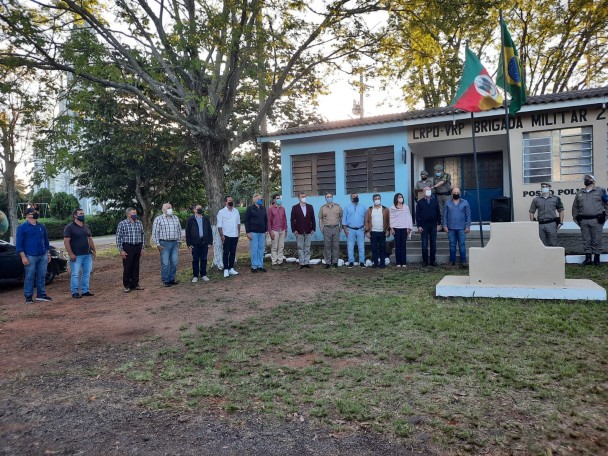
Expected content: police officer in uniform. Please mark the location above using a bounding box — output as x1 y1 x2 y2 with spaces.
432 164 452 220
414 170 434 202
529 182 564 246
572 174 608 265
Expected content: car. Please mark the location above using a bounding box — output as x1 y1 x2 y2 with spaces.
0 239 68 284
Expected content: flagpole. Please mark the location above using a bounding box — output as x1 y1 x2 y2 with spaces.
499 10 515 222
470 112 485 246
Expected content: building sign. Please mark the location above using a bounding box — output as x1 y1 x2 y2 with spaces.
523 188 582 198
409 108 600 143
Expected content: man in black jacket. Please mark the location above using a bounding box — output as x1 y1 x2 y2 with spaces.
186 204 213 282
416 187 442 267
245 193 269 272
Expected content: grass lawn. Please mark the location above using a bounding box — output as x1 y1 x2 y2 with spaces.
118 264 608 455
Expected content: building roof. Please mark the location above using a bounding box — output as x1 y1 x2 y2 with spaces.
260 86 608 139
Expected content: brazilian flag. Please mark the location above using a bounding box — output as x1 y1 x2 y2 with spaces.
497 19 527 115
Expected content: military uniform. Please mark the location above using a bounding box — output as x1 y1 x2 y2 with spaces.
318 202 343 266
529 187 563 246
432 164 452 221
414 170 434 201
572 176 608 265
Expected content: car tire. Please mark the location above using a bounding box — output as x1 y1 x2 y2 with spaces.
45 264 58 285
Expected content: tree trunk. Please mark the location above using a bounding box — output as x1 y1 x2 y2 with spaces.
197 136 228 269
4 160 18 243
134 175 154 248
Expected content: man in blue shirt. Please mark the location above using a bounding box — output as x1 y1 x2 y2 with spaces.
16 207 52 303
443 188 471 267
342 193 367 268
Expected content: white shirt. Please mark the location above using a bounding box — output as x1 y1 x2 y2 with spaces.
300 203 307 217
217 207 241 237
371 207 384 232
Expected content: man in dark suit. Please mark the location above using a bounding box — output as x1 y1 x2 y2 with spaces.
416 186 442 267
290 192 316 269
186 204 213 282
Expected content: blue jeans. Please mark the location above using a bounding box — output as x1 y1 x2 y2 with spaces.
160 240 179 283
347 228 365 263
448 229 467 263
24 254 47 298
70 254 93 294
420 224 437 264
250 232 265 269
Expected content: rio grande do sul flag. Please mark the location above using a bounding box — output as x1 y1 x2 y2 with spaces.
451 47 503 112
497 19 527 115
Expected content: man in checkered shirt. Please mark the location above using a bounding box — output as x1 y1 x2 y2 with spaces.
151 202 182 287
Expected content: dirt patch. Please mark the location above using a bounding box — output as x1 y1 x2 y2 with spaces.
0 244 428 455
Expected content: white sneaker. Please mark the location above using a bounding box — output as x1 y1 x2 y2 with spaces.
201 276 210 282
192 277 198 283
229 268 239 276
224 269 229 278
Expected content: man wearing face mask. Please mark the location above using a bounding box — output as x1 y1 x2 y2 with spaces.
342 193 367 268
365 194 390 268
414 170 434 202
318 192 343 268
151 202 182 287
245 193 269 273
217 196 241 278
116 207 145 293
290 192 316 268
432 164 452 220
572 174 608 266
16 207 52 304
63 208 97 299
186 204 213 282
443 188 471 267
267 194 287 265
529 182 564 247
416 186 441 267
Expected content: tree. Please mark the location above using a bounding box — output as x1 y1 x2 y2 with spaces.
50 191 79 219
0 0 384 225
0 64 52 240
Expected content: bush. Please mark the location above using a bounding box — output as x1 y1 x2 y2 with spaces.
32 188 53 206
85 213 122 237
50 192 80 219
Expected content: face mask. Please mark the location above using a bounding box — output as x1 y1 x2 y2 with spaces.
421 176 428 180
276 199 282 205
352 197 359 203
77 215 85 222
435 172 442 177
227 201 234 207
196 208 203 214
326 197 333 204
166 208 173 216
374 199 381 206
425 190 432 197
256 199 263 205
397 198 404 203
584 179 593 186
300 197 307 204
130 214 138 220
32 213 39 220
541 187 550 194
452 194 461 200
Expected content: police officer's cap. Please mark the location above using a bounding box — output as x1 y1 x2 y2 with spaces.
584 174 595 181
540 182 552 187
433 164 444 172
420 170 428 176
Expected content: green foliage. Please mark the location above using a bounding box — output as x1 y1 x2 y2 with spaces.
32 188 53 206
50 192 79 219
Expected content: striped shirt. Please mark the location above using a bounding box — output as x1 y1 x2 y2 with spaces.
116 218 145 252
151 214 182 245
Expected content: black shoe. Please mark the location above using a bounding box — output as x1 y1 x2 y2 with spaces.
371 263 378 269
25 296 34 304
422 261 428 267
163 282 172 287
461 262 469 268
36 295 52 302
169 280 180 285
259 267 267 272
348 262 354 268
333 263 338 268
251 268 258 273
324 264 330 269
299 265 305 269
72 293 81 299
593 254 601 266
305 264 312 268
81 291 94 297
430 261 437 267
379 263 386 269
359 262 366 268
582 254 593 266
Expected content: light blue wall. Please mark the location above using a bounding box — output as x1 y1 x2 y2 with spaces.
280 127 410 241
